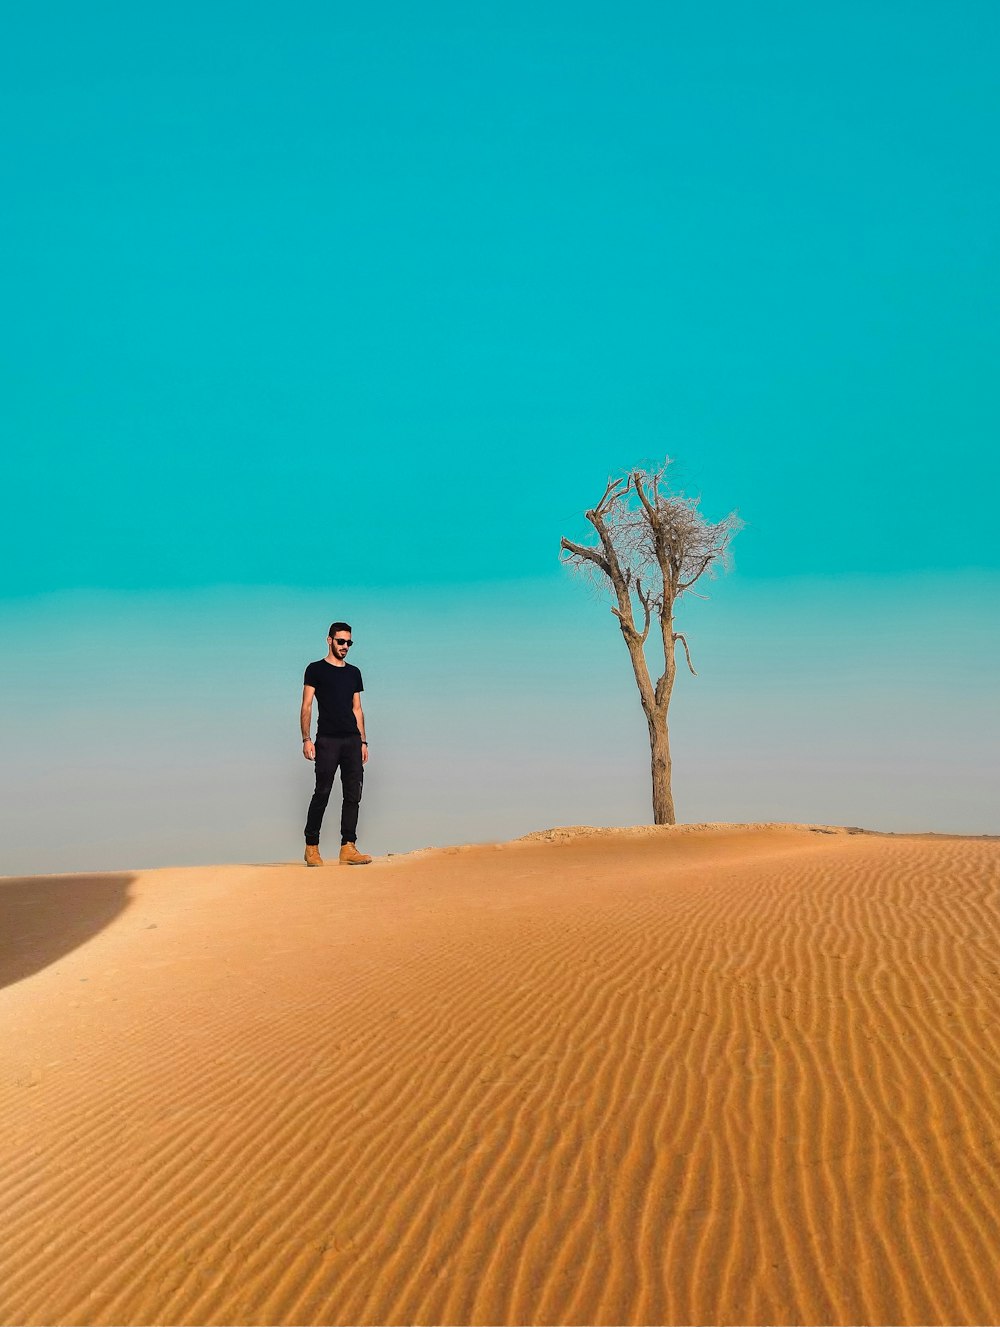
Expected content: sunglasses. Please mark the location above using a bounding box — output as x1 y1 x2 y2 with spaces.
333 638 353 647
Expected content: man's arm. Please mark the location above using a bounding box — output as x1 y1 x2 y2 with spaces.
301 685 316 760
353 692 369 763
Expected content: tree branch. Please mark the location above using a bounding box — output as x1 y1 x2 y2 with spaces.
614 579 652 644
673 632 697 675
632 470 657 521
635 579 652 644
559 537 611 578
584 507 631 602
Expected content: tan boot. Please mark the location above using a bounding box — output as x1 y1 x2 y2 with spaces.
339 842 372 866
304 844 324 867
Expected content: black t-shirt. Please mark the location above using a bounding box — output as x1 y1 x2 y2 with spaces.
304 660 364 738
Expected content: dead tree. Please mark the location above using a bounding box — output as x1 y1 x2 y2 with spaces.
560 462 741 825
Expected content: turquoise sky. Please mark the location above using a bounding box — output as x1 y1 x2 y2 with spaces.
2 2 998 871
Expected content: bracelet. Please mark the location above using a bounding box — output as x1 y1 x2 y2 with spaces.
302 737 311 743
362 740 368 746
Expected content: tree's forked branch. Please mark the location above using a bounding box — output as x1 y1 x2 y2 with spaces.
596 473 631 515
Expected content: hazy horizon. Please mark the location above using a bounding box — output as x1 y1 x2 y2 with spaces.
2 567 997 876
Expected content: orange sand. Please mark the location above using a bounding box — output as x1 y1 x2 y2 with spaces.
1 824 998 1325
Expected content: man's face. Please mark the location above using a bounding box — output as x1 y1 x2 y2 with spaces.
329 630 353 660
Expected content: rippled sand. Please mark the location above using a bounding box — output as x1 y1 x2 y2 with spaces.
2 824 998 1325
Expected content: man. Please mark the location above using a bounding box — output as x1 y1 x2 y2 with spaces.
301 621 372 866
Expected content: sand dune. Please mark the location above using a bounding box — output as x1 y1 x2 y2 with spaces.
1 824 998 1325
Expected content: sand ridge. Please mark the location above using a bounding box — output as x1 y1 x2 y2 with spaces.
1 824 998 1325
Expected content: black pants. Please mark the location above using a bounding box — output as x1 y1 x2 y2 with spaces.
304 735 364 847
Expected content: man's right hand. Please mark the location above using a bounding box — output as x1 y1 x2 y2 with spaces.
302 740 315 761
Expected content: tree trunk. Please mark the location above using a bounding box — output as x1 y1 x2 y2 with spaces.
647 708 675 824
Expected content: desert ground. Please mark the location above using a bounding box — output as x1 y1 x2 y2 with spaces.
1 824 998 1326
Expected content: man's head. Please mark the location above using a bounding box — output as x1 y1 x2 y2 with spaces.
327 621 353 661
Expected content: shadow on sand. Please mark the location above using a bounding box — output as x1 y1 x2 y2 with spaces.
0 873 136 991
